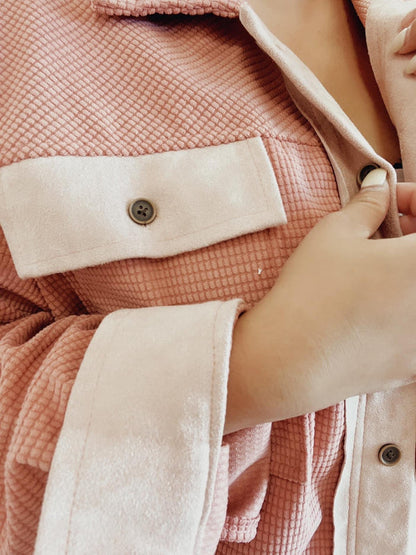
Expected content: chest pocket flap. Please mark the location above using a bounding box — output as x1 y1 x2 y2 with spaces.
0 138 286 278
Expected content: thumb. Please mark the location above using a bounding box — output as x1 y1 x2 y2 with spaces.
338 168 390 238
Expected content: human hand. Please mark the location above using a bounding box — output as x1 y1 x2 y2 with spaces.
225 169 416 434
397 182 416 234
392 9 416 74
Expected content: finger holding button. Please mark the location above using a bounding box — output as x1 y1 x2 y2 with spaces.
357 168 416 235
396 182 416 234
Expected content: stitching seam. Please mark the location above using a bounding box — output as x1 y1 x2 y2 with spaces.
64 315 120 553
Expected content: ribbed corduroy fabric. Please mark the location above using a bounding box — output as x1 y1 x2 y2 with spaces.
0 0 378 553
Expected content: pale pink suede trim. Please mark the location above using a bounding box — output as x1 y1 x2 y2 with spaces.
35 300 244 553
0 138 287 278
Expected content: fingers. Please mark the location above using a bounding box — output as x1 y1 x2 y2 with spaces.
392 9 416 54
396 182 416 214
400 8 416 31
392 10 416 74
399 214 416 235
396 182 416 235
338 170 389 238
406 55 416 75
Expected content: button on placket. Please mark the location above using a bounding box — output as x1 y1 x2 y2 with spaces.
357 164 381 186
128 199 156 225
378 444 401 466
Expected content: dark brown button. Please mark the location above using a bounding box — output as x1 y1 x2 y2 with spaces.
357 164 381 186
128 199 156 225
378 444 401 466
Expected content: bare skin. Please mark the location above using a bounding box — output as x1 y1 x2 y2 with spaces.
247 0 401 163
224 2 416 435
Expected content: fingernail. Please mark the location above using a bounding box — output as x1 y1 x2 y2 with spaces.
391 27 408 54
405 55 416 74
361 168 387 188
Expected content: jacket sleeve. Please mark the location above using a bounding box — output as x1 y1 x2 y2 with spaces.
0 230 105 554
0 229 263 554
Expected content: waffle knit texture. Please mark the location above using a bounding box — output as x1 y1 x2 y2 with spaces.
0 0 373 553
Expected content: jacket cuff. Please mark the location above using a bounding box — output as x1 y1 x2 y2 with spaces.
34 299 244 554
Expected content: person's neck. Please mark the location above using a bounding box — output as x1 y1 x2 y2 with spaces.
247 0 401 164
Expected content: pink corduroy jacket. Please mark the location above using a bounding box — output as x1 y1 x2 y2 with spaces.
1 0 416 553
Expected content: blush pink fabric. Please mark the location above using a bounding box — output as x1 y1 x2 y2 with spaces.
0 0 375 553
91 0 241 16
